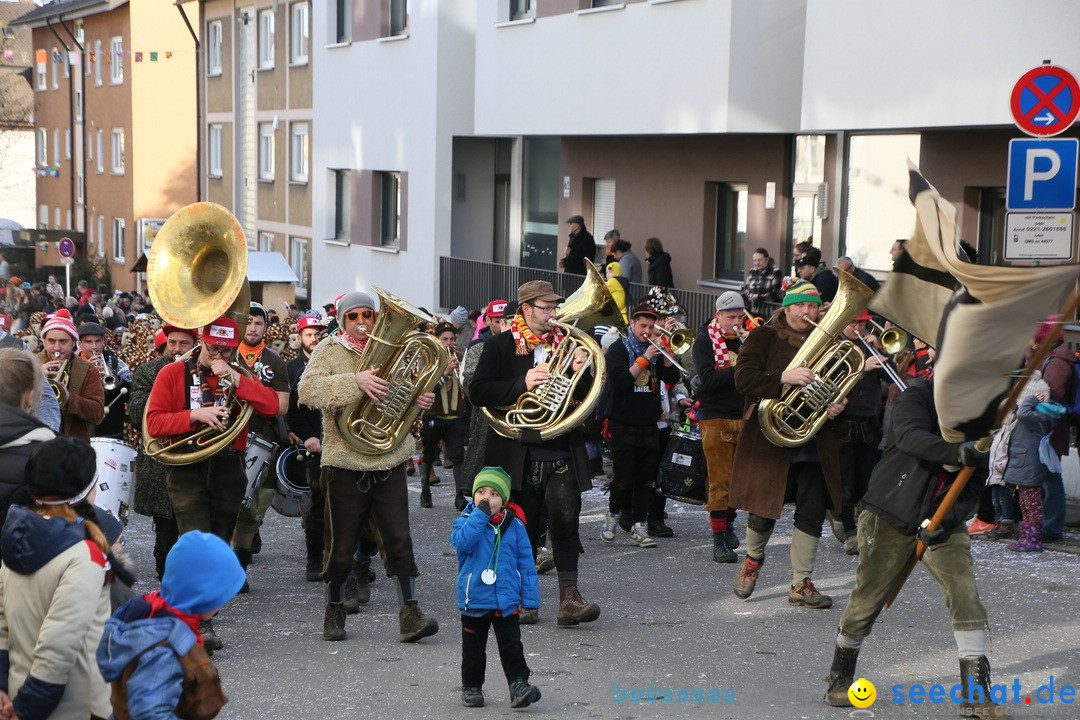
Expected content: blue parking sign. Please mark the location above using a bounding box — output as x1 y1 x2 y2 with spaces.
1006 138 1078 211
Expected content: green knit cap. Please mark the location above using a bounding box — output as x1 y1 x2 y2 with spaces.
473 466 512 503
782 279 823 306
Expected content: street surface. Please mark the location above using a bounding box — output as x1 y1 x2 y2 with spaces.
117 466 1079 720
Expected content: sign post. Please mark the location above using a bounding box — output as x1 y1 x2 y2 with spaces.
58 236 75 299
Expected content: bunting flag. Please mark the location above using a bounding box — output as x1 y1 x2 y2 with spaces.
150 52 158 62
870 161 1080 442
135 52 143 63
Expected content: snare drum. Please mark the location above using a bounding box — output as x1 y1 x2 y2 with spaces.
242 434 277 508
275 446 311 514
91 438 138 523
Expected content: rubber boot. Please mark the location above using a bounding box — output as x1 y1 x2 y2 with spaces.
1007 522 1043 552
556 585 600 626
397 576 438 642
419 463 433 508
825 645 859 706
959 656 1004 715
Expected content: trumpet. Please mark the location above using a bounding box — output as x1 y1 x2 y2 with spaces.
84 350 118 391
47 351 70 406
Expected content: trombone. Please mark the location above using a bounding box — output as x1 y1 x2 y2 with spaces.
648 324 696 380
852 326 908 391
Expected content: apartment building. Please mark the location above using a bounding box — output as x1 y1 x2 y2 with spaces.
0 0 36 236
200 0 312 305
12 0 196 292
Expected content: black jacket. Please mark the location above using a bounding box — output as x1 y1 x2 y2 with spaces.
861 380 983 535
564 230 596 275
690 326 743 420
287 352 321 443
469 329 592 491
0 404 54 528
605 339 679 426
646 252 674 288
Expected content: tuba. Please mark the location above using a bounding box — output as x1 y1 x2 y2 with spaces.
483 260 625 441
141 202 255 466
335 288 450 455
758 270 876 448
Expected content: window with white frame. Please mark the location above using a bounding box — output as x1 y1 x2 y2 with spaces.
87 213 93 251
96 130 104 173
209 125 223 177
52 129 59 166
112 217 125 261
39 205 48 229
97 215 105 257
290 2 309 64
66 210 71 229
37 129 47 164
208 20 222 75
290 123 308 182
63 50 69 79
258 232 274 252
258 123 274 180
76 173 84 203
36 58 46 91
111 128 125 174
379 171 402 248
258 10 275 69
51 47 58 89
87 131 93 162
333 169 351 240
54 208 60 228
290 237 309 296
110 37 123 84
65 129 71 160
389 0 408 36
75 90 82 120
94 40 102 85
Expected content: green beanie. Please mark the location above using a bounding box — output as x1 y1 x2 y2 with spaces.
473 466 512 503
782 279 823 307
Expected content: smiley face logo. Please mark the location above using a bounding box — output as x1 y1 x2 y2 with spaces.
848 678 876 708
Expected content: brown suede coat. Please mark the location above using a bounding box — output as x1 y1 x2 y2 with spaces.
35 350 104 443
727 314 842 519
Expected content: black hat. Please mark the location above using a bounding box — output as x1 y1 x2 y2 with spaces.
77 322 107 338
27 437 97 504
433 321 456 337
566 215 585 225
630 303 659 320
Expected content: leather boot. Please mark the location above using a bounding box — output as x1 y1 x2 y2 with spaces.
557 585 600 626
419 463 433 508
397 576 439 642
712 532 736 563
199 619 223 652
343 575 361 614
322 602 346 641
959 656 1003 714
353 558 371 605
825 645 859 706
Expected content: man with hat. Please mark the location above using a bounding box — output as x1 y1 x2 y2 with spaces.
794 246 839 304
418 322 467 509
447 305 474 355
145 316 280 650
231 302 291 581
470 280 600 626
0 313 21 350
128 324 198 580
601 303 680 549
558 215 596 276
691 291 749 563
286 312 329 581
35 310 105 443
77 321 132 440
728 279 846 609
298 290 440 644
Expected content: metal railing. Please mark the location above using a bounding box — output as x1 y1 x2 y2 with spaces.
438 257 775 330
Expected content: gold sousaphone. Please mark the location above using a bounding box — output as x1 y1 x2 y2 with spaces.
142 202 255 466
483 260 626 441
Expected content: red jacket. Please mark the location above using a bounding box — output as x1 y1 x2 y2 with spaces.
146 360 280 451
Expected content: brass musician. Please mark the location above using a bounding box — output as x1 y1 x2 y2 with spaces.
77 321 132 439
35 311 104 443
418 322 468 509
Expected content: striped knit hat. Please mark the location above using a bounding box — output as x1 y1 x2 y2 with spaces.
39 309 79 341
473 466 512 503
782 279 822 307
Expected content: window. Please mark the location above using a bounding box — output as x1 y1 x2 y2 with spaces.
207 21 222 75
37 129 47 165
62 50 69 79
112 217 125 262
51 47 58 89
87 131 93 162
111 128 125 174
332 0 351 43
65 129 71 160
54 207 60 228
290 3 309 64
290 123 308 182
592 178 616 251
39 205 48 229
258 232 274 252
258 10 275 69
379 171 402 247
52 129 59 166
96 130 104 173
87 213 92 251
711 182 748 281
110 37 123 84
258 123 274 180
976 188 1007 266
333 169 351 240
290 237 309 297
97 215 105 257
94 40 102 85
791 135 826 251
36 56 46 91
389 0 409 36
75 90 82 120
208 125 223 177
509 0 533 21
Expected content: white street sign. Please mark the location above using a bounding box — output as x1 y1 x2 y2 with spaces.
1004 212 1074 260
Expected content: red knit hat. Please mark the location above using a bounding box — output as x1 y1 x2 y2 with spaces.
40 311 79 341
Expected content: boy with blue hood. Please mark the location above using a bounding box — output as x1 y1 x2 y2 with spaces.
97 531 246 719
451 467 541 709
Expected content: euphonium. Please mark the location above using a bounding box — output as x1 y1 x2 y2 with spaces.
757 270 876 448
483 260 623 441
335 288 449 455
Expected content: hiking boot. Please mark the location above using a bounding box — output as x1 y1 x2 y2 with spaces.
1007 522 1043 552
733 556 762 599
648 520 674 538
712 532 737 563
959 655 1005 716
825 645 860 706
600 512 618 544
535 553 555 575
843 536 860 555
629 523 657 548
305 558 322 582
990 519 1016 539
461 686 485 707
323 601 346 641
353 561 371 605
199 620 223 651
509 678 541 708
519 607 539 625
343 576 361 614
789 577 832 609
557 585 600 626
966 518 996 536
419 464 433 508
723 525 740 550
399 600 439 642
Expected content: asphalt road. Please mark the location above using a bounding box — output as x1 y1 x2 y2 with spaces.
116 465 1080 720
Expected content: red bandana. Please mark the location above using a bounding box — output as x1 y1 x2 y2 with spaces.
707 318 733 369
143 591 204 645
509 314 565 357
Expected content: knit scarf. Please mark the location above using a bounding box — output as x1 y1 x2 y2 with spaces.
707 318 733 369
143 591 204 646
339 332 369 355
238 340 264 369
186 357 226 410
509 314 565 357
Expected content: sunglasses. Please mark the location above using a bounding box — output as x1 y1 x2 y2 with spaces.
345 309 376 322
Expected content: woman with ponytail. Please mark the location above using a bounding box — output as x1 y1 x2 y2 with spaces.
0 436 116 720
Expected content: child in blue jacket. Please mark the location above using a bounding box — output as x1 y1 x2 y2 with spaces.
451 467 541 709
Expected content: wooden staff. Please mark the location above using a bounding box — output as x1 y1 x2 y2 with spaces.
883 287 1080 609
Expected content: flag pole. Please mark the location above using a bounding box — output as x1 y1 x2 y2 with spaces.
883 284 1080 610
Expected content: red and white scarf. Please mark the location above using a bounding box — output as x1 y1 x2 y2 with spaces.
509 314 565 357
707 318 733 369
